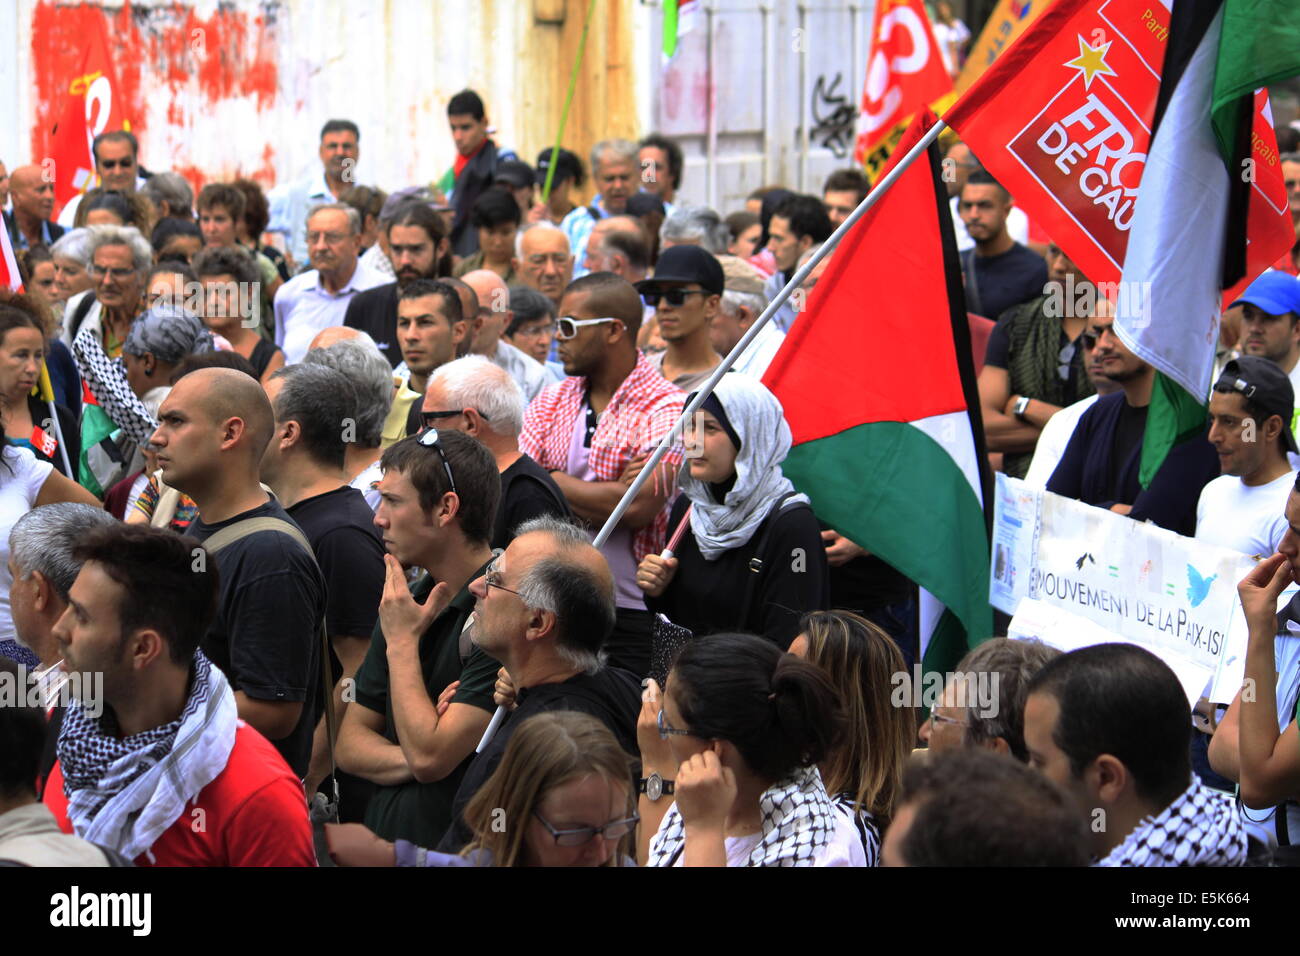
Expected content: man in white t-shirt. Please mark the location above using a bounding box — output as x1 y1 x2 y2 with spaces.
1196 356 1297 558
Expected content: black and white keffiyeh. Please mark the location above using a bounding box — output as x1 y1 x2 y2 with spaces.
58 650 238 861
72 318 159 448
1095 775 1247 867
647 765 837 867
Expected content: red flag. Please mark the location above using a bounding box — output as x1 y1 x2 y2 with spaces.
0 216 22 292
48 16 129 215
943 0 1290 297
853 0 952 167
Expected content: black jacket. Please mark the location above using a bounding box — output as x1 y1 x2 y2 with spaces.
343 282 401 367
449 140 517 259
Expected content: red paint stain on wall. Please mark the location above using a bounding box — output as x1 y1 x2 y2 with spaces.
30 1 280 177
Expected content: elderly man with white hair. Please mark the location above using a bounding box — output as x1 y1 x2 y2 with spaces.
422 355 569 549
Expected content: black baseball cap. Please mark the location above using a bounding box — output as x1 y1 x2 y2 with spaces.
495 160 535 191
535 147 583 187
1215 356 1299 453
635 245 725 296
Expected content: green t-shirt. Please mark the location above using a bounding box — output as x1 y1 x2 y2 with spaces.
352 566 500 845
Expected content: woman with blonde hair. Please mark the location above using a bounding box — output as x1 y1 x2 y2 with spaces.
790 609 914 866
326 711 638 867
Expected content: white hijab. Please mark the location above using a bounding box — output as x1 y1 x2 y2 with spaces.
680 373 808 560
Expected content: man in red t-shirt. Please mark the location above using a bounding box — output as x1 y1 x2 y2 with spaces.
41 523 316 866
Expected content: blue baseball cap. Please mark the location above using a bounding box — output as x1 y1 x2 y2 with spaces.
1229 270 1300 316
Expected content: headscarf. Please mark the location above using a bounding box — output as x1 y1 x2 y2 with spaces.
122 304 214 364
680 373 808 560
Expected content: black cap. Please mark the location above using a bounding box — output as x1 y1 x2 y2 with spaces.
495 160 535 191
535 147 582 187
1216 356 1299 454
636 245 725 296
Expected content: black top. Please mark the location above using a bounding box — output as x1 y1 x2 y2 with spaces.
1047 392 1220 536
4 210 64 250
343 282 401 367
45 340 82 419
189 499 328 777
22 393 80 479
352 566 501 846
249 338 282 380
437 666 642 852
644 495 830 649
287 486 385 641
450 140 518 259
963 242 1048 321
1110 401 1148 496
492 454 571 550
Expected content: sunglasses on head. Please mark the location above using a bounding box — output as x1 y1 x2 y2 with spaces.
641 288 709 308
417 428 457 496
555 316 619 340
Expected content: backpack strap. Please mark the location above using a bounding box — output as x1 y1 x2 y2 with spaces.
735 491 809 630
203 515 339 813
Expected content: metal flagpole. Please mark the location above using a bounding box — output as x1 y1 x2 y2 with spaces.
46 398 74 478
476 118 951 753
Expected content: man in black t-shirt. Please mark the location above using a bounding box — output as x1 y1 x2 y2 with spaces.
150 367 327 778
958 171 1048 323
421 355 570 549
438 515 641 852
261 363 387 814
335 430 505 846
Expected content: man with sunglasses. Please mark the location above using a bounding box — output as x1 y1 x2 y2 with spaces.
437 515 640 853
57 130 147 228
422 356 569 550
978 244 1096 479
1046 306 1219 536
521 273 686 677
636 245 725 391
336 429 505 847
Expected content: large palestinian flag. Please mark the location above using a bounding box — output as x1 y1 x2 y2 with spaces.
764 110 993 673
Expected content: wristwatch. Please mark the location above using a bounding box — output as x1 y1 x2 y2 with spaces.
638 773 675 801
1013 395 1031 420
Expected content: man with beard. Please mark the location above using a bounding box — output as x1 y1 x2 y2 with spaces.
1231 271 1300 429
345 203 452 368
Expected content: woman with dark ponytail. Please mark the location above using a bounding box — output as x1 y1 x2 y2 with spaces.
636 632 863 866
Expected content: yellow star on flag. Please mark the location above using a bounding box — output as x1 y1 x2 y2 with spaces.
1064 35 1118 89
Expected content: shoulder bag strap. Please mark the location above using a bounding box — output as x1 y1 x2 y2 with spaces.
735 492 807 630
203 516 339 811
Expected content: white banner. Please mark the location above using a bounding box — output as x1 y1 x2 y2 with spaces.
990 474 1293 704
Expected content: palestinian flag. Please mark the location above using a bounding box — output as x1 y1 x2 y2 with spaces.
1123 0 1300 484
763 109 993 675
662 0 699 60
79 380 120 497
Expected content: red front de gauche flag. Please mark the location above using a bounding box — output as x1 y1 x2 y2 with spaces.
49 17 128 215
853 0 953 164
943 0 1290 297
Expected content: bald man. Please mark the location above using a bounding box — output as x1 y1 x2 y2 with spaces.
5 165 64 251
437 514 640 853
149 367 328 778
461 269 548 402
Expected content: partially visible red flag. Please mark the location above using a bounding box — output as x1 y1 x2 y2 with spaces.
0 214 22 292
854 0 952 179
48 17 129 216
943 0 1290 298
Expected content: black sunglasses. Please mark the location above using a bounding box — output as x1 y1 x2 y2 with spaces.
642 288 709 308
422 409 488 429
418 428 457 496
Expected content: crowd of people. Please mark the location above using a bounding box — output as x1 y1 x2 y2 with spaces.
1 87 1300 868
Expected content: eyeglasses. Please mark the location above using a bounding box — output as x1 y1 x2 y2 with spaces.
484 551 521 597
515 322 557 338
641 288 709 308
532 810 640 847
556 316 619 340
417 428 458 496
422 408 488 429
98 158 135 170
88 265 139 281
306 231 349 245
928 711 965 729
656 708 693 739
1080 325 1114 350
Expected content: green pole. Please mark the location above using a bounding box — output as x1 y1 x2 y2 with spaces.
541 0 601 204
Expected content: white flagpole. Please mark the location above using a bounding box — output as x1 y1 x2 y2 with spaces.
475 118 951 753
